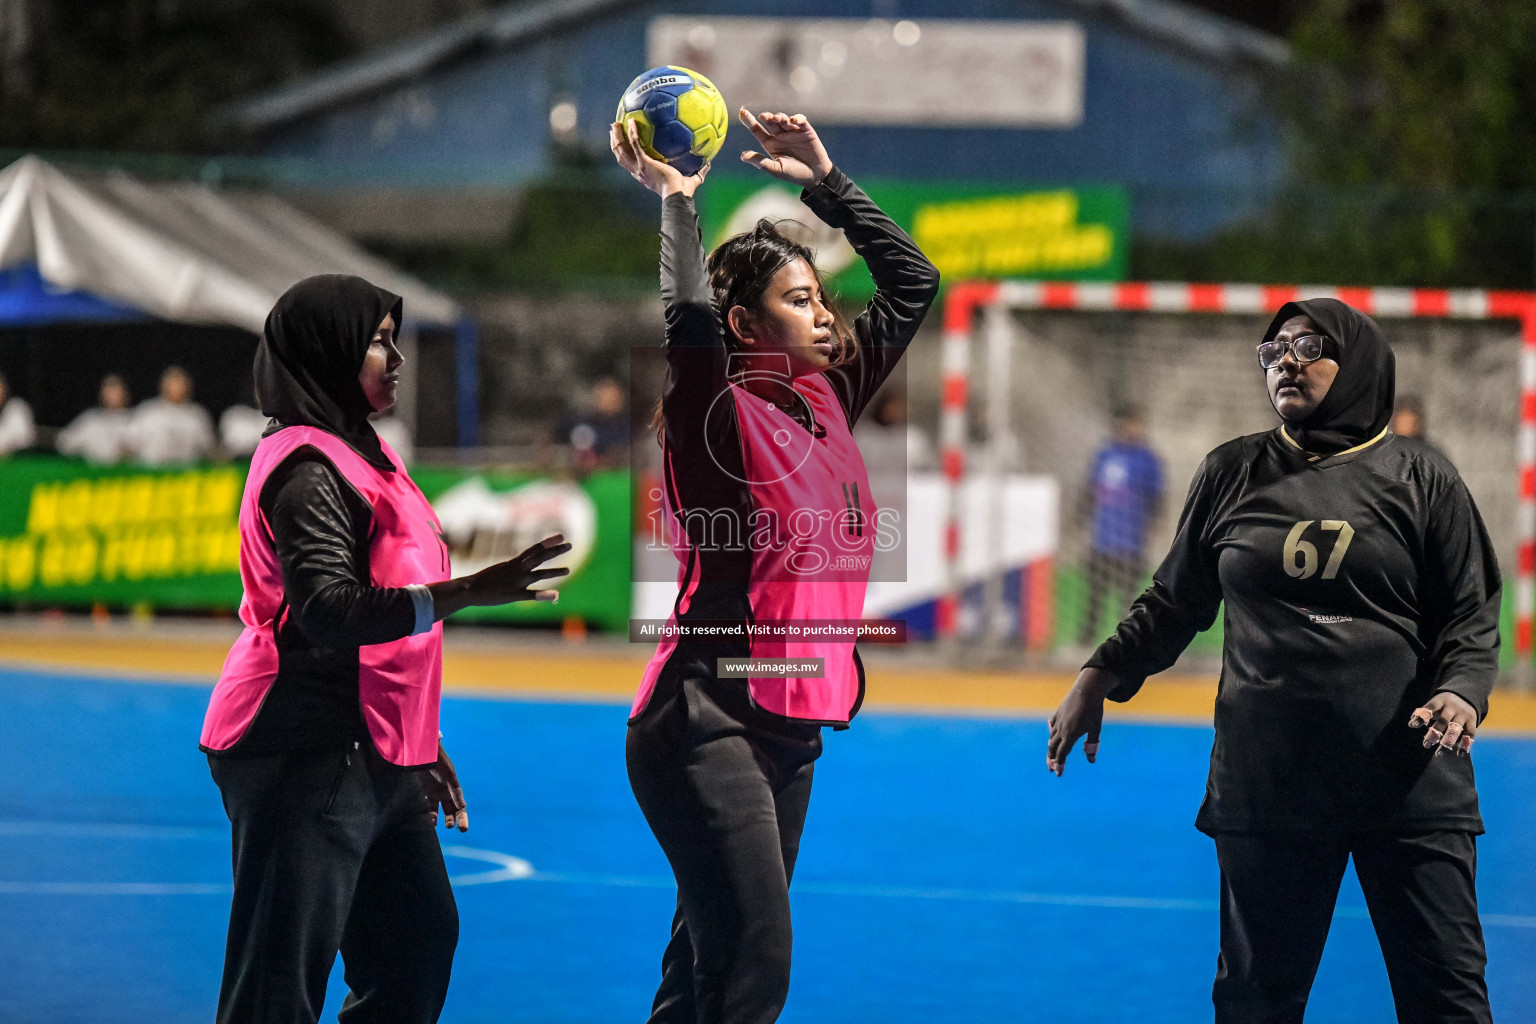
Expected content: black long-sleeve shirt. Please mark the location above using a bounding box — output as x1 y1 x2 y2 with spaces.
222 448 420 754
1088 430 1501 834
653 167 940 690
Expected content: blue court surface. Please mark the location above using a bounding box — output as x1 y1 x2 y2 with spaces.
2 667 1535 1023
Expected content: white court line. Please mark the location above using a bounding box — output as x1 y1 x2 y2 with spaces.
529 872 1536 929
0 821 222 840
1481 914 1536 928
6 822 1536 929
798 880 1214 911
530 871 1213 911
0 822 531 894
442 844 535 886
0 881 231 895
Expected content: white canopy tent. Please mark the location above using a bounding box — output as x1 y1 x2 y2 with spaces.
0 155 461 330
0 155 472 442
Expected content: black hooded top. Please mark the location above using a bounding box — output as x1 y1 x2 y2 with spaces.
212 275 422 756
1262 297 1395 455
256 273 402 472
1086 300 1501 833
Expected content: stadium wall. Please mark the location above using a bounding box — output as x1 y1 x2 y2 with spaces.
241 0 1282 241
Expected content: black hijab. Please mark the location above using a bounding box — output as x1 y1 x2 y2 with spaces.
256 274 402 472
1261 297 1395 455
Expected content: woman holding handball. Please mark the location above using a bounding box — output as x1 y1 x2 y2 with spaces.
611 104 938 1023
1049 299 1499 1023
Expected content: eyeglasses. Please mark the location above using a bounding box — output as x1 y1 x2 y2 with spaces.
1257 334 1328 370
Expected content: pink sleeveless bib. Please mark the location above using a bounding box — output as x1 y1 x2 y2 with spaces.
634 373 874 725
200 427 449 766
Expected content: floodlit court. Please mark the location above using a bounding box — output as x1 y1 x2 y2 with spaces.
2 628 1536 1024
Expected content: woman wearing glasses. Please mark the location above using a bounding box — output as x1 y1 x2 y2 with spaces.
1048 299 1499 1024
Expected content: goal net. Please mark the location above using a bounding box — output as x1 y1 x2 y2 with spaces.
917 281 1536 679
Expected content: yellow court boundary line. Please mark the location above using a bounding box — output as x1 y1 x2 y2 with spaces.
3 632 1536 732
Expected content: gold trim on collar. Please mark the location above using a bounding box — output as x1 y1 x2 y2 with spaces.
1281 425 1392 463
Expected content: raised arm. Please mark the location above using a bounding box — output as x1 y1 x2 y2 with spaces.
611 119 752 584
660 192 720 346
802 169 939 422
612 116 714 345
739 110 940 425
610 119 726 421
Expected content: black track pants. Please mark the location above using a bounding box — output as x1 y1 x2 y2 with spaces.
627 677 822 1024
208 743 459 1024
1212 831 1490 1024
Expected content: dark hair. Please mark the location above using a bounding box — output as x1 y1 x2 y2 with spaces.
651 219 857 445
708 219 855 354
1111 402 1144 423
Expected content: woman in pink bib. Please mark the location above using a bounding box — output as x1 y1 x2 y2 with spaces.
612 111 939 1023
200 275 568 1024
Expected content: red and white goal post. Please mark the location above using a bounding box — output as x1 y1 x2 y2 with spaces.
937 280 1536 681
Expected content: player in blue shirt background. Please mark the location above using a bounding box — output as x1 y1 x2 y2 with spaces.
1079 404 1164 645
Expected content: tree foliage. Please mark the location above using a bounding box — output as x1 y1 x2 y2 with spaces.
372 178 662 294
0 0 353 152
1142 1 1536 289
1286 0 1536 191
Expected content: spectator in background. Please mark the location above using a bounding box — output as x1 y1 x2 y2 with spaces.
371 411 414 466
219 388 269 459
58 373 133 464
562 375 628 473
1392 394 1448 461
854 388 934 511
0 370 36 455
1393 394 1427 440
129 365 215 466
1079 404 1164 645
856 389 936 466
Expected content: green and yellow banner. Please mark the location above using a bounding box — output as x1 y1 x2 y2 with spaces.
0 456 631 632
700 178 1129 299
0 459 242 608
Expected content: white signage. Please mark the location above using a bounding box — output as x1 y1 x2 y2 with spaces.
632 473 1060 623
433 477 596 581
647 16 1085 128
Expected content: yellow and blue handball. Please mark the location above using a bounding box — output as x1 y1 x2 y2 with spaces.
616 66 728 176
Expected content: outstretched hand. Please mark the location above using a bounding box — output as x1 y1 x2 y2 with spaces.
610 120 710 198
738 109 833 188
466 534 572 606
1408 691 1478 757
427 533 572 619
